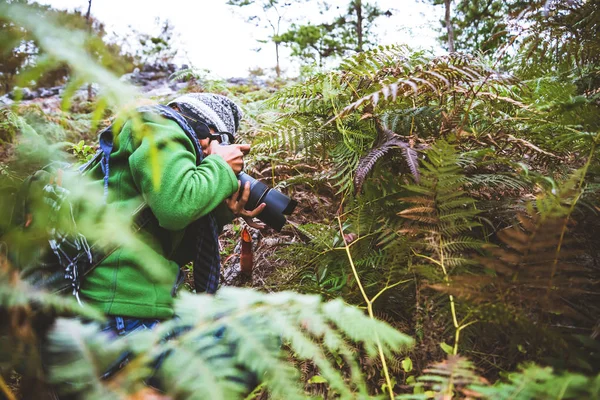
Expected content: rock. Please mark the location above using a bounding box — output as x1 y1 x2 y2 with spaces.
3 62 191 106
39 86 63 97
121 68 143 84
142 63 157 73
169 81 188 92
227 77 247 86
123 67 172 86
0 94 13 106
141 62 177 74
9 87 37 100
22 87 38 100
75 83 100 99
119 72 134 82
39 97 61 114
142 62 170 73
141 83 173 96
140 79 164 91
142 82 178 98
226 77 268 88
39 88 55 98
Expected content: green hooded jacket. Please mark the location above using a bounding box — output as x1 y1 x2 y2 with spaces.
80 115 238 319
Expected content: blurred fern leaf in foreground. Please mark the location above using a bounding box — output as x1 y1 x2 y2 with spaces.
43 289 413 399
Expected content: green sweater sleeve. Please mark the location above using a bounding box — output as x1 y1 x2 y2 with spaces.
129 119 239 231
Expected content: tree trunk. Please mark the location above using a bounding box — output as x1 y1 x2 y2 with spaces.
444 0 455 52
273 13 282 78
85 0 93 101
85 0 92 23
355 0 363 52
275 42 281 78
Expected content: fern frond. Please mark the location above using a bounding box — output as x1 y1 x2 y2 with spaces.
470 363 600 400
400 357 600 399
435 194 590 321
353 133 418 193
45 319 128 400
328 53 516 124
42 289 413 399
397 355 483 399
442 237 486 253
402 146 420 183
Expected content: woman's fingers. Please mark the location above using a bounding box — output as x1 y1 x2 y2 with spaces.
224 182 266 229
236 144 251 154
240 203 266 229
239 181 251 204
226 181 253 215
242 203 266 218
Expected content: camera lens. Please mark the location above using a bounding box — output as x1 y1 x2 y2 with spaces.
238 172 268 209
238 172 297 231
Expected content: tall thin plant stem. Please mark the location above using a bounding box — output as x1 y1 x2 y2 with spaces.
0 374 15 400
413 249 475 355
336 216 402 400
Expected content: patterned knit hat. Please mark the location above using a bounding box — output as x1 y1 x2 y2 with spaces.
168 93 243 136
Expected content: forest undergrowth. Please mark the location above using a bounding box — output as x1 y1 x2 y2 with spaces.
1 1 600 399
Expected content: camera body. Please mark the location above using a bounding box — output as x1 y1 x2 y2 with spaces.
214 133 297 232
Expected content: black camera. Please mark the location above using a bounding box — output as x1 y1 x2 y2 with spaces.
213 133 297 232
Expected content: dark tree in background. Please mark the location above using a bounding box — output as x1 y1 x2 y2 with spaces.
0 0 39 94
444 0 454 51
85 0 93 101
425 0 456 52
336 0 386 53
427 0 533 54
0 0 136 95
276 0 388 67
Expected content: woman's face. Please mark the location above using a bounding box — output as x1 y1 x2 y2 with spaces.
199 128 216 156
199 137 210 156
172 105 213 156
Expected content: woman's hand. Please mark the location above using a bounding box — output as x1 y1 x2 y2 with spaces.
207 141 250 175
225 181 266 229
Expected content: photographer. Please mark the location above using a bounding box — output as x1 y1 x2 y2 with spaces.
80 93 265 334
37 93 269 398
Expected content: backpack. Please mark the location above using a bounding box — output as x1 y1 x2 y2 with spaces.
7 154 154 304
6 105 201 303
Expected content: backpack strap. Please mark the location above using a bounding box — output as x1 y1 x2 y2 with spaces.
93 105 203 202
137 105 204 165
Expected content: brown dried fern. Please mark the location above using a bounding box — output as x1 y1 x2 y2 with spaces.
432 211 590 320
354 121 421 193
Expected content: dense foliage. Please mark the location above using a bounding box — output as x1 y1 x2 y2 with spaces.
0 0 138 95
1 0 599 399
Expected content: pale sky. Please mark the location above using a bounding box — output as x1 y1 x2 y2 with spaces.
39 0 443 78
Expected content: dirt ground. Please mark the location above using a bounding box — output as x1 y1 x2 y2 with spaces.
212 180 339 292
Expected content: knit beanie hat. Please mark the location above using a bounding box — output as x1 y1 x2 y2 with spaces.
168 93 243 137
